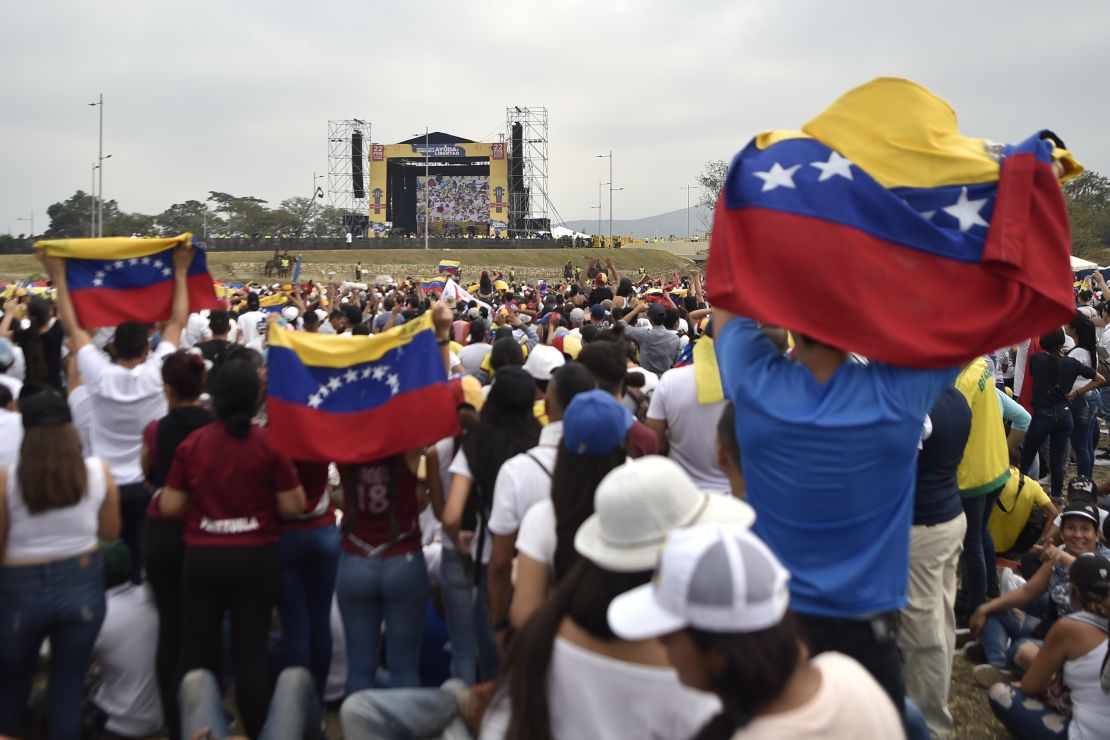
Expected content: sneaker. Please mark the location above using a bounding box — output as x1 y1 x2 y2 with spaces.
1094 457 1110 467
1096 449 1110 460
963 641 987 664
973 664 1015 688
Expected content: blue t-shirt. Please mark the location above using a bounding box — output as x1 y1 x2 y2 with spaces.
715 318 958 617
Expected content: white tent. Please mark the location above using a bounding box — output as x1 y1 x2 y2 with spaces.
1071 255 1099 271
552 225 592 239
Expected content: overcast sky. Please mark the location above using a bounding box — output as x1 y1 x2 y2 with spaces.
2 0 1107 235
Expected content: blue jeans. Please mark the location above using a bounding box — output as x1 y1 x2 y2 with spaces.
337 549 430 693
439 547 479 684
1020 406 1073 498
119 482 151 584
0 553 106 740
472 564 500 682
989 683 1067 738
340 678 471 740
1070 392 1098 478
279 524 341 696
981 610 1042 670
957 486 1002 617
180 667 323 740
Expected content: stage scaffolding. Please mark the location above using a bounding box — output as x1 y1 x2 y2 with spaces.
505 106 551 236
327 119 371 230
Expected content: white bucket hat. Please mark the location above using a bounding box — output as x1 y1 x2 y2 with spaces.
608 523 790 641
574 456 754 573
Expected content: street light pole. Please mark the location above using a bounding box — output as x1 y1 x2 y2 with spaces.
90 163 99 237
88 94 104 236
680 185 695 239
597 181 603 244
596 150 614 246
17 212 33 239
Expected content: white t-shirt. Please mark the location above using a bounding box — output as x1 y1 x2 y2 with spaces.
487 421 561 536
0 408 23 469
735 653 904 739
4 457 107 560
77 342 174 485
448 449 491 563
458 343 492 377
647 365 730 493
68 385 94 456
479 635 720 740
236 309 268 347
516 498 556 570
1069 347 1095 393
91 583 164 737
0 373 22 399
434 436 459 553
181 310 211 349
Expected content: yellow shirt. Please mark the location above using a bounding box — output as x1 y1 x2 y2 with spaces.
988 468 1050 553
955 358 1011 497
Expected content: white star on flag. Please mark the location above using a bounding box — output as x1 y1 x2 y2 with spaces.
92 278 103 287
810 152 854 182
387 373 400 395
113 260 124 269
942 187 989 233
361 367 373 380
317 385 330 398
162 268 172 277
345 369 359 383
307 393 322 409
128 258 139 266
327 376 342 391
141 256 150 265
372 366 387 381
752 162 801 192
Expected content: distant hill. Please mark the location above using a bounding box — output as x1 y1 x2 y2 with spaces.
561 206 711 239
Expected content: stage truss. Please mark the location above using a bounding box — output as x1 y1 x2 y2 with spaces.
327 119 370 223
505 106 550 236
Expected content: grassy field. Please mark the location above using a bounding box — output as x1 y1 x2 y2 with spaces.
0 247 696 284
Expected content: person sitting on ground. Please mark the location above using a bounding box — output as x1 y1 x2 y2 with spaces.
988 449 1060 560
987 554 1110 739
608 523 906 739
969 500 1110 686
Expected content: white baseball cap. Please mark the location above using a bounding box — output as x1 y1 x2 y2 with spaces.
574 456 755 573
608 523 790 641
522 344 565 381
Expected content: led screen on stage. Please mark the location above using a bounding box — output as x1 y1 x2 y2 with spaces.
416 176 490 228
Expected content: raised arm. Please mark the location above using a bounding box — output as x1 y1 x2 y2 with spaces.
432 300 453 374
690 268 704 306
41 254 92 353
160 246 195 349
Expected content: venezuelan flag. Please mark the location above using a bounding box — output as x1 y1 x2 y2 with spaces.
35 233 217 327
421 277 446 293
438 260 460 276
258 293 289 313
266 313 461 463
708 77 1081 368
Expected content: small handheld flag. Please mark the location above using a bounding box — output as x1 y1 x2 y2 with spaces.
266 313 461 463
34 233 217 327
438 260 460 276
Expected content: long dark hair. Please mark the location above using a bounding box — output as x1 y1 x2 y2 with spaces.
210 360 259 439
1040 327 1065 385
688 614 804 740
1069 311 1098 369
503 559 653 740
551 445 627 583
479 271 493 296
461 393 540 521
20 298 51 385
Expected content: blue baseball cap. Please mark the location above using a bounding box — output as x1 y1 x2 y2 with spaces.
562 389 634 456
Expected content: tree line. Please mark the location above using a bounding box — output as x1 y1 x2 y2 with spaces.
5 191 351 242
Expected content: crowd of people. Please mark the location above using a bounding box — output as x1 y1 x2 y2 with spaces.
0 242 1109 740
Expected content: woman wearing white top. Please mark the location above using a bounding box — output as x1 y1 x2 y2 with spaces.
481 456 753 740
609 524 906 740
988 553 1110 739
0 390 121 740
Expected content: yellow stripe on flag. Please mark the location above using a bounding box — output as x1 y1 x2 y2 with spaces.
34 233 194 260
267 312 434 368
693 336 724 405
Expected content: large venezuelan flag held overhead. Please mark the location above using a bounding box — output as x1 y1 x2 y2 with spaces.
267 314 461 463
34 233 218 327
707 77 1082 368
